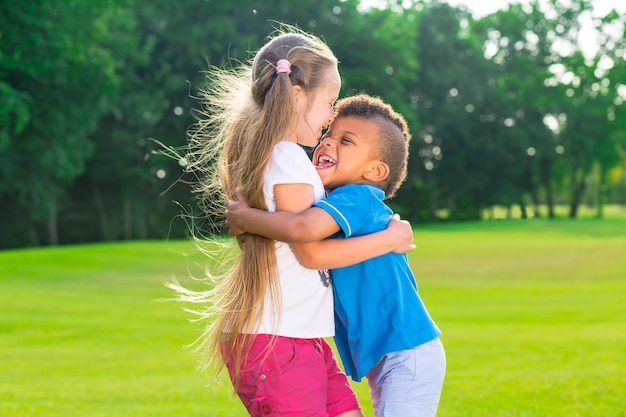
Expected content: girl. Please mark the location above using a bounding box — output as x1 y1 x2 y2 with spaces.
172 26 414 417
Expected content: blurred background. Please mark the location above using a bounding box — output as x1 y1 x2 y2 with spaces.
1 0 625 249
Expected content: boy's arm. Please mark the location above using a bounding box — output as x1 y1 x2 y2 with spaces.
290 215 415 269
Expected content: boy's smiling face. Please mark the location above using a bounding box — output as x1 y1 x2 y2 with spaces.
313 115 389 191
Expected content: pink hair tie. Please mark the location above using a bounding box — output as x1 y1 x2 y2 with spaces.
276 59 292 75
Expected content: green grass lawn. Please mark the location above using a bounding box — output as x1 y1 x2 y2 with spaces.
1 217 625 416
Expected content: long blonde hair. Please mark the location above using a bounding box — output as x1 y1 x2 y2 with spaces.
170 25 338 385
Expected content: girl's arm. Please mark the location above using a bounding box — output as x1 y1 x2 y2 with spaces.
226 188 340 243
227 186 415 269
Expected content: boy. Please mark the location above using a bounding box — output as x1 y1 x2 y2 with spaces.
226 94 445 417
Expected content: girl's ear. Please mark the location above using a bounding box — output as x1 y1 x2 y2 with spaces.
363 161 389 183
293 85 303 97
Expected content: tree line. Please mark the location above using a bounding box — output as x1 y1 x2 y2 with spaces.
1 0 625 249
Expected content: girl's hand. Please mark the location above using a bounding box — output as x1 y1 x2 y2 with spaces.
386 214 416 254
225 188 250 236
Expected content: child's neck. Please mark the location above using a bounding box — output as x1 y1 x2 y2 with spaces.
325 181 379 192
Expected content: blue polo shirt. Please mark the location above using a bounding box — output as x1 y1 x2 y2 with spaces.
314 184 441 381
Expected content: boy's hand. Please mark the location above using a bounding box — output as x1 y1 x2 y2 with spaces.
225 188 250 236
387 214 416 253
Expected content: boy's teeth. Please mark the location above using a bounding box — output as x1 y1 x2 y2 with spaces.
315 154 336 168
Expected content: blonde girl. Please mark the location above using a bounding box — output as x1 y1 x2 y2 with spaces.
173 25 414 417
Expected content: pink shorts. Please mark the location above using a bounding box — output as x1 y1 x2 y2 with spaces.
226 334 361 417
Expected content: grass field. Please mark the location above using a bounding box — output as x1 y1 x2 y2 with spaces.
1 216 625 416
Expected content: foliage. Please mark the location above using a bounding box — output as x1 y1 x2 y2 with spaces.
0 0 130 245
1 0 625 248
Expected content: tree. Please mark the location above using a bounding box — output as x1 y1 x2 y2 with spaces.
409 0 513 221
546 0 626 217
0 0 127 246
472 0 569 219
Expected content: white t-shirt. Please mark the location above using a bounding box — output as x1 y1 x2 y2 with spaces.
257 140 335 338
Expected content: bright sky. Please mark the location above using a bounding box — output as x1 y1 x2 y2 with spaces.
441 0 624 18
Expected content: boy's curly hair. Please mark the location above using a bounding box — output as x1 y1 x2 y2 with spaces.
334 94 411 199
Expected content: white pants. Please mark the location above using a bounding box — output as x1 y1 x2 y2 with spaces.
367 338 446 417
